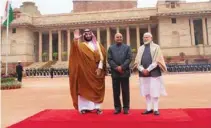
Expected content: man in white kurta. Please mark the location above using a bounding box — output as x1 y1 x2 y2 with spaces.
134 32 167 115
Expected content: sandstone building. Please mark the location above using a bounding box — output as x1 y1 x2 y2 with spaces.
1 0 211 71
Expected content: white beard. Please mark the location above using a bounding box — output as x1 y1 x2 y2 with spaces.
144 41 151 45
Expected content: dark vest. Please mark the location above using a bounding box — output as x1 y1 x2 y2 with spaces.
139 44 161 77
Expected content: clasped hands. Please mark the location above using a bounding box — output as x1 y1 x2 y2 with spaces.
142 69 149 76
115 66 124 74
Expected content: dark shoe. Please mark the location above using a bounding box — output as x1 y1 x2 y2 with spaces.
154 111 160 116
80 110 87 114
142 110 153 115
123 109 129 114
96 109 103 115
114 110 121 114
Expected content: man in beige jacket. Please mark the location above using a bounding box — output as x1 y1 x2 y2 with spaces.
134 32 167 116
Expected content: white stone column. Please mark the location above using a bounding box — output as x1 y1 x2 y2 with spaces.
39 31 42 62
58 30 62 61
136 26 140 49
126 26 130 46
49 31 53 61
157 24 160 45
67 30 71 61
61 31 65 61
148 24 151 33
116 26 120 33
190 19 195 46
107 27 111 49
97 28 101 43
202 17 208 45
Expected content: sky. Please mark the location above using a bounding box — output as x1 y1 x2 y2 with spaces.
0 0 209 17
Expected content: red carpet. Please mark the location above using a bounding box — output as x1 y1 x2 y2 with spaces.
8 108 211 128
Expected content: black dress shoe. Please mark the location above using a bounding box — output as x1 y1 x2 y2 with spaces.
123 109 129 114
142 110 153 115
154 111 160 115
114 110 121 114
96 109 103 115
80 110 87 114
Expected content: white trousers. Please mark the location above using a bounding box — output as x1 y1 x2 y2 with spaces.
139 76 167 97
78 95 101 112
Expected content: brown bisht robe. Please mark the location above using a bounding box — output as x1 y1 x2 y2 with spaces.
69 39 106 110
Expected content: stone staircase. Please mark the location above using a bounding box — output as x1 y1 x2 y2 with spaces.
25 62 47 69
41 61 57 68
51 61 68 69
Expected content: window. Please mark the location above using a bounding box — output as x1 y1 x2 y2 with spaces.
171 18 177 24
170 2 176 8
12 28 16 33
193 19 203 45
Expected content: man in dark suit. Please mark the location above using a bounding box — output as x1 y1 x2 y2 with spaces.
50 67 54 78
107 33 132 114
16 61 23 82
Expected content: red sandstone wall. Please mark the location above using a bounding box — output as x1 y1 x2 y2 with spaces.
73 1 137 12
1 62 33 75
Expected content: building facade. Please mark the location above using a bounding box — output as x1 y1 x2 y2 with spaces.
1 0 211 68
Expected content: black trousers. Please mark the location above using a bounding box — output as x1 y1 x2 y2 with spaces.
50 73 53 78
112 77 130 110
17 74 22 82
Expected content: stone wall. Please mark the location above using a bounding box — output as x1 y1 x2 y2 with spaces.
157 1 211 13
207 17 211 45
1 27 35 63
158 17 192 47
161 45 211 56
73 0 137 12
1 62 33 75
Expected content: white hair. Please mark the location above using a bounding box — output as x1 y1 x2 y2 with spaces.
143 32 152 37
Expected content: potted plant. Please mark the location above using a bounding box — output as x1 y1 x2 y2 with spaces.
179 52 185 61
166 56 172 64
42 52 48 62
53 52 58 60
62 51 67 61
132 48 136 53
1 75 22 90
131 48 137 61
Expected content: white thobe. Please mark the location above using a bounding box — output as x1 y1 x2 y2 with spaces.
78 41 103 111
138 62 167 97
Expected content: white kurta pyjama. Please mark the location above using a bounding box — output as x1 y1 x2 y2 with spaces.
138 62 167 97
139 76 167 97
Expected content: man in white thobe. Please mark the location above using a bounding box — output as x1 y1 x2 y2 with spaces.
69 29 106 115
134 32 167 115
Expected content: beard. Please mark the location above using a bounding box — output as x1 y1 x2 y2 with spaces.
144 40 151 45
84 36 92 42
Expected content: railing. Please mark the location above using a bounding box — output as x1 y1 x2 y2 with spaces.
166 64 211 73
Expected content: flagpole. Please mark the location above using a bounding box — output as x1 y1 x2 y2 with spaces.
6 0 10 76
0 16 2 73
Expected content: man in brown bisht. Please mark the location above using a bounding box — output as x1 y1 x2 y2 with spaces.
69 29 106 115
